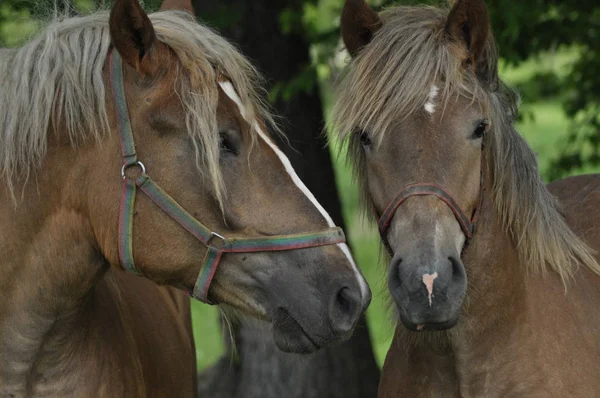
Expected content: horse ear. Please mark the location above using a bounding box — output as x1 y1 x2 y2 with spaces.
445 0 490 70
110 0 158 74
160 0 194 14
341 0 382 57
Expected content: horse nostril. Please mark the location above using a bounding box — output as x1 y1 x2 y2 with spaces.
329 286 361 336
388 257 403 291
336 287 352 314
449 256 466 284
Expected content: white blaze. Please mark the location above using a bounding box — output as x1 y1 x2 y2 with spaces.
424 85 439 114
422 272 438 307
219 81 369 299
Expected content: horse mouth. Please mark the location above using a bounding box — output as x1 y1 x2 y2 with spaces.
272 307 320 354
399 314 458 332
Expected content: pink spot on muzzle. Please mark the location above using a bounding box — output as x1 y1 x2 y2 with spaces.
422 272 439 307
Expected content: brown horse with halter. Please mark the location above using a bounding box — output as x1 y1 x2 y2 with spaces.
334 0 600 396
0 0 371 396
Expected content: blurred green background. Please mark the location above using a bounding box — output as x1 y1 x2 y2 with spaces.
2 0 599 370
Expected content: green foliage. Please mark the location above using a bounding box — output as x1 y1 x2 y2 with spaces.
517 71 563 101
0 3 36 47
484 0 600 178
196 5 242 30
548 107 600 181
0 0 99 46
279 6 305 35
269 64 319 102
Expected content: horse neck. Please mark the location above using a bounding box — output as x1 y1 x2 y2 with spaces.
458 180 527 334
0 139 112 393
443 172 533 385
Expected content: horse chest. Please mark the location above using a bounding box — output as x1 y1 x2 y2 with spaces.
379 358 553 398
378 327 557 398
0 308 139 397
0 276 196 398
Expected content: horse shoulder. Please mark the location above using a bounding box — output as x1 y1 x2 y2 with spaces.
107 271 197 397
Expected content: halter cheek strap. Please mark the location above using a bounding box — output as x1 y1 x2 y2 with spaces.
110 51 346 303
377 152 485 254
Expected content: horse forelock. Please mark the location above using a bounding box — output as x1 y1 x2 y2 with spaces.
331 4 600 283
0 9 274 208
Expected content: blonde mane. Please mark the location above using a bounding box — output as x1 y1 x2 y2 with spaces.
0 9 274 203
331 5 600 283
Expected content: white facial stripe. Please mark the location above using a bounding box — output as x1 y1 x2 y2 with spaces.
219 81 335 227
424 85 439 114
219 81 250 120
336 242 369 300
218 81 369 299
422 272 438 307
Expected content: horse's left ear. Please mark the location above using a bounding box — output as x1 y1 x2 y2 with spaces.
160 0 194 14
445 0 490 73
341 0 382 57
110 0 160 75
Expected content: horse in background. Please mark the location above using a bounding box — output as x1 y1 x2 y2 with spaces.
333 0 600 396
0 0 370 396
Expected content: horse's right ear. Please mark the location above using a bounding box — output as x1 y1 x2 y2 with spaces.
110 0 158 74
341 0 382 57
445 0 490 70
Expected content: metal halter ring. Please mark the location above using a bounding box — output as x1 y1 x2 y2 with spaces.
121 161 147 180
207 231 227 249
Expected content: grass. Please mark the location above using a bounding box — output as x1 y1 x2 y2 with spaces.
190 303 223 368
327 133 395 365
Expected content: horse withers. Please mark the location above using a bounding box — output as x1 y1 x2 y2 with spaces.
0 0 370 396
333 0 600 396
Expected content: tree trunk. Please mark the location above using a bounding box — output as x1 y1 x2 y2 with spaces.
197 317 378 398
192 1 380 397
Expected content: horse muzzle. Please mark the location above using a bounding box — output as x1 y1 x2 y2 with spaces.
388 250 467 331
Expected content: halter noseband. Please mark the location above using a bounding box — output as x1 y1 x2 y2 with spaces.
110 51 346 303
377 151 485 254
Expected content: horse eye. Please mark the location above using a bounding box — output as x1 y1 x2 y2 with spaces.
219 131 239 156
472 120 489 140
360 130 373 147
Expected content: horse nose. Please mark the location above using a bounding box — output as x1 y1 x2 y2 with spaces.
328 284 362 336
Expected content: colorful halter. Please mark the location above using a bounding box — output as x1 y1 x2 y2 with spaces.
378 153 485 255
110 51 346 303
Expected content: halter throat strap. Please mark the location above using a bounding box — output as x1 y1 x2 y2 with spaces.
110 51 346 303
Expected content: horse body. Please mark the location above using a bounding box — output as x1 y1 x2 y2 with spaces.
0 143 196 396
1 0 370 395
335 0 600 396
380 175 600 398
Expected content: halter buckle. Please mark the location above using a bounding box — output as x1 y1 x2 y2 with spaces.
121 161 146 180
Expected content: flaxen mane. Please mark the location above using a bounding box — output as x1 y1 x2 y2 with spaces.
331 5 600 283
0 9 274 203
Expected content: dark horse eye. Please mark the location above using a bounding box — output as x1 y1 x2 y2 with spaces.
219 131 239 156
472 120 489 140
359 130 373 147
